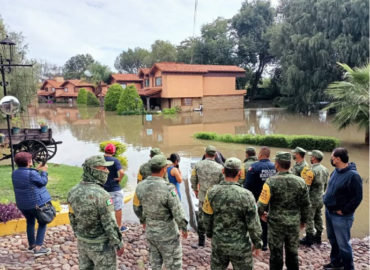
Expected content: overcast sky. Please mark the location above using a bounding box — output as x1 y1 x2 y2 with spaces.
1 0 277 71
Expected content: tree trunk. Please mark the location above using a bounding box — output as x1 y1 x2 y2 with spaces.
365 130 369 145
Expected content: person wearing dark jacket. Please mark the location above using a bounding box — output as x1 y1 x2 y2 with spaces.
12 152 51 257
244 146 276 250
323 148 362 270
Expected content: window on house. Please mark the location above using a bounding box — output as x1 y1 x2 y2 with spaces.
45 87 48 92
64 87 68 92
145 79 149 87
155 77 162 86
121 83 127 88
52 88 55 92
182 98 192 106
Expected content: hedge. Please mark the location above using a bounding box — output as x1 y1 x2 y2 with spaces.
77 88 87 104
116 85 143 115
86 91 100 106
104 84 123 111
194 132 340 152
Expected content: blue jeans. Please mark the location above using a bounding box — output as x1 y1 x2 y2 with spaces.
325 208 354 270
20 208 47 247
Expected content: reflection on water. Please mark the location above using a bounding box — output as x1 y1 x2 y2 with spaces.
3 104 367 237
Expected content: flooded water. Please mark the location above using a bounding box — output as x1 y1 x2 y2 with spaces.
2 104 368 237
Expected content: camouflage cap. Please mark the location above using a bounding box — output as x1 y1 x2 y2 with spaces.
83 155 114 168
308 150 324 159
291 147 306 154
274 151 292 161
245 146 256 152
150 148 162 157
149 154 168 170
205 145 217 155
224 157 242 170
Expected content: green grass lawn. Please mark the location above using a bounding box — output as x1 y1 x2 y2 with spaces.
0 163 83 203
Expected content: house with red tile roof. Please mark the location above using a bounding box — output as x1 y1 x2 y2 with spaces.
37 78 64 102
137 62 246 111
55 80 95 103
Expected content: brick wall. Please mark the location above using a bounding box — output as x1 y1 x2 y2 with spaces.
202 95 244 110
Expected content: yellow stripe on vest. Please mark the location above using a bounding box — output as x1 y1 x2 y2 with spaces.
202 194 213 215
258 183 271 205
133 193 141 207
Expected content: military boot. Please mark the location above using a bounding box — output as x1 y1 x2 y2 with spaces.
299 233 314 246
313 231 322 244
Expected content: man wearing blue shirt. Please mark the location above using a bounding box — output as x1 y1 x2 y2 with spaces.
103 143 128 232
244 146 276 250
323 148 362 270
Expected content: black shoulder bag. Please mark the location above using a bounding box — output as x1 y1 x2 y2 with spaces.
31 169 56 224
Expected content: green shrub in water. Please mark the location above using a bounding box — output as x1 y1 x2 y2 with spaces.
86 91 100 106
77 88 88 104
194 132 340 152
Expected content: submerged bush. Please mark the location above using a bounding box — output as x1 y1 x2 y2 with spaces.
194 132 340 152
77 88 88 104
86 91 100 106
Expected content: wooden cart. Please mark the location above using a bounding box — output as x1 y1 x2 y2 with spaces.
0 128 62 164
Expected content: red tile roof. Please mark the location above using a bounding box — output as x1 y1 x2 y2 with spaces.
138 68 151 76
151 62 245 74
37 90 55 96
40 80 64 89
138 87 162 97
111 74 142 82
60 80 95 87
55 91 79 98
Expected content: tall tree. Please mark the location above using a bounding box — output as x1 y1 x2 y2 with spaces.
62 54 94 79
0 17 39 110
325 63 369 144
36 60 63 81
193 17 236 65
269 0 369 113
232 0 275 100
114 47 150 73
148 40 177 65
86 61 112 84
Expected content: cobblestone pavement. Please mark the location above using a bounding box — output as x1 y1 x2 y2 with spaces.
0 223 369 270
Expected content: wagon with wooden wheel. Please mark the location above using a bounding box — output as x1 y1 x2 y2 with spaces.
0 128 62 164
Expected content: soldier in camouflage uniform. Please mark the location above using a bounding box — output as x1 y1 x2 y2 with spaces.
133 155 188 270
67 155 124 270
291 147 309 176
191 145 224 247
300 150 329 246
137 148 162 183
203 157 262 270
258 152 310 270
238 146 257 185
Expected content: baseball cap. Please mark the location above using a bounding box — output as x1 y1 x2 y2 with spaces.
149 154 169 171
224 157 242 170
205 145 217 155
104 143 116 154
245 146 256 152
308 150 324 159
83 155 114 168
150 148 162 157
291 147 306 154
274 151 292 161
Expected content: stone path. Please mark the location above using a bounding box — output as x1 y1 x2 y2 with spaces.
0 223 368 270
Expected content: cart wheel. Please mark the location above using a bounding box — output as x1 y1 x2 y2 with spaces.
44 138 57 160
14 140 49 164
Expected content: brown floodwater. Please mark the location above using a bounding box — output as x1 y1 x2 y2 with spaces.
3 104 369 238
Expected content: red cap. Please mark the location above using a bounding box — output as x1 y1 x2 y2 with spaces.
104 143 116 154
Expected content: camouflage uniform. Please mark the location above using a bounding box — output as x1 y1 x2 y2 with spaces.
203 158 262 270
258 152 310 270
137 148 169 183
301 150 329 240
67 155 123 270
133 155 188 270
239 149 258 185
191 145 224 239
291 147 308 176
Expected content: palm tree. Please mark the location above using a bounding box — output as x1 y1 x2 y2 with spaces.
325 62 369 144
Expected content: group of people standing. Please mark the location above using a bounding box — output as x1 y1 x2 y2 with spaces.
11 141 362 270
